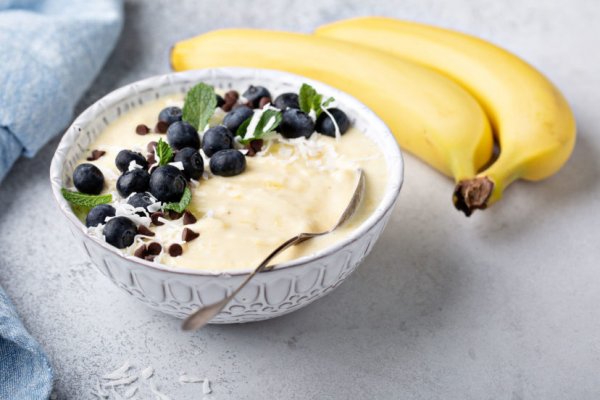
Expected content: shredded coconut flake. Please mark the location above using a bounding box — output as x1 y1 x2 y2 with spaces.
113 202 151 226
102 375 138 388
321 106 341 140
178 374 204 384
244 108 263 140
169 161 185 170
263 115 276 132
128 160 143 171
147 202 162 213
141 366 154 380
103 362 132 380
203 378 212 395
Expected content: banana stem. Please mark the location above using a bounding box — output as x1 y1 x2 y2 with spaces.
453 154 523 216
453 177 494 216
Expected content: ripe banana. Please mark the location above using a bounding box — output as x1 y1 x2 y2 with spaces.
171 29 493 183
316 17 576 215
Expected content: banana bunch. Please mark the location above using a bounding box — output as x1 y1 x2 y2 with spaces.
171 19 576 216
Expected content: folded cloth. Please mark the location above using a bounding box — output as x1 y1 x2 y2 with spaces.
0 0 124 182
0 0 123 397
0 286 52 399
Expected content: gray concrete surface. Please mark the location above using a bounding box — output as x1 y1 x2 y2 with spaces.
1 0 599 398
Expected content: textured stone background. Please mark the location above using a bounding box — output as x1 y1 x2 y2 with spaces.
1 0 599 398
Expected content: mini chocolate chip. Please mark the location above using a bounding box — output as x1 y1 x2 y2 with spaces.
134 245 147 259
168 210 182 220
136 124 150 135
182 228 200 242
225 90 239 102
245 139 263 157
221 90 239 111
258 96 271 109
147 141 157 154
183 211 197 225
168 243 183 257
250 139 263 152
147 242 162 255
137 225 155 237
246 147 256 157
146 153 156 166
155 121 168 133
151 211 165 226
86 149 106 161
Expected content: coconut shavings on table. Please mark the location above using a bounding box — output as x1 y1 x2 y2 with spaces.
90 362 213 399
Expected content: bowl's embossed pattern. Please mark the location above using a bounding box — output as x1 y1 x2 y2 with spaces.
51 68 403 323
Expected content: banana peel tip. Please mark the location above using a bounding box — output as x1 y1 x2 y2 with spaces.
453 177 494 217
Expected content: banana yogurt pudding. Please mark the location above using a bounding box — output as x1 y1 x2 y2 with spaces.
63 82 388 272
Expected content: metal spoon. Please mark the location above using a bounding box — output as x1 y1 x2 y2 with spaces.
182 169 366 331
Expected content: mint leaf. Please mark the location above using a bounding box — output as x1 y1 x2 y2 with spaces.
156 138 173 166
298 83 334 117
321 96 335 109
239 109 282 144
182 82 217 130
317 96 335 117
299 83 317 114
236 117 252 137
61 188 112 208
163 186 191 213
254 109 282 136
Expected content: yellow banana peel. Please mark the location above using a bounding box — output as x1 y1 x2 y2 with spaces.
316 17 576 215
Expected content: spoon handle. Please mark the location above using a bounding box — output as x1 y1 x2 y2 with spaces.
181 233 311 331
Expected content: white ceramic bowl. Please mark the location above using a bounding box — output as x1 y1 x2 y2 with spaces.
50 68 403 323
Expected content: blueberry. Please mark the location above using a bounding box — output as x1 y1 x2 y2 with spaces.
316 108 350 137
223 106 253 133
127 192 156 215
167 121 200 150
273 93 299 110
115 150 148 173
243 85 271 108
73 163 104 195
158 106 182 126
202 125 234 157
116 168 150 198
215 94 225 108
277 109 315 138
174 147 204 180
85 204 115 227
209 149 246 177
103 216 137 249
149 165 187 202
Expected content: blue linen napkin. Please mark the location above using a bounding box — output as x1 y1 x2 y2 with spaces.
0 0 124 182
0 0 123 398
0 287 52 399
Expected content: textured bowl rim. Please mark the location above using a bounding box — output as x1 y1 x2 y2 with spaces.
50 67 403 277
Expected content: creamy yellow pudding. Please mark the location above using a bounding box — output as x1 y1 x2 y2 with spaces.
76 93 387 272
